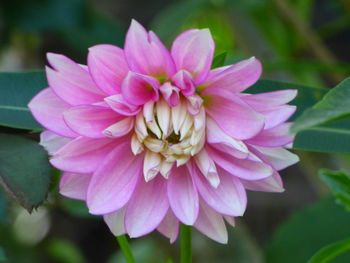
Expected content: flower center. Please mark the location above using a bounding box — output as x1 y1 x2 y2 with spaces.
131 97 206 180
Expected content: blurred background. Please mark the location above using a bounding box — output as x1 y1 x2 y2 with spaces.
1 0 350 262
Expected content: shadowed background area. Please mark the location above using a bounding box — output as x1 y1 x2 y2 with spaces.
1 0 350 262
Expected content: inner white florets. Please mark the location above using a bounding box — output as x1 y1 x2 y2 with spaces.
131 96 206 181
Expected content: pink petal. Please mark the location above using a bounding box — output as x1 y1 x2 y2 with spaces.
247 123 294 147
124 20 175 78
203 57 262 93
241 90 297 109
157 210 180 243
40 130 71 155
28 88 78 138
224 216 236 227
125 176 169 238
87 142 143 215
191 162 247 216
104 94 141 116
51 137 121 174
88 44 129 95
186 94 203 116
194 199 228 244
171 29 215 84
203 87 265 140
59 172 92 200
104 207 127 236
171 70 195 96
121 71 159 106
241 171 284 193
168 165 199 225
260 105 296 129
103 117 134 138
159 82 180 107
206 65 230 79
207 145 273 180
193 150 220 188
46 53 104 105
63 105 123 138
206 117 248 159
253 146 299 171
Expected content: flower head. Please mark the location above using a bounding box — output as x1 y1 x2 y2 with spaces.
29 20 299 243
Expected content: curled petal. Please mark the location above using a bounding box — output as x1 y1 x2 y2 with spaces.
172 70 195 96
124 20 175 78
87 142 143 214
103 117 134 138
46 53 104 105
64 105 123 138
125 176 169 238
40 130 71 155
160 82 180 107
160 161 174 179
168 165 199 225
194 149 219 188
206 117 248 159
224 216 236 227
190 162 247 216
171 99 187 135
59 172 92 200
156 98 171 138
186 94 203 116
194 199 228 244
121 71 159 106
131 134 144 155
28 88 78 138
143 151 161 182
253 146 299 171
104 207 127 236
260 105 296 130
51 137 121 174
203 57 262 93
207 146 273 181
171 29 215 84
247 123 294 147
88 44 129 95
241 89 297 109
241 171 284 193
135 112 148 141
157 210 179 243
203 87 265 140
104 94 141 116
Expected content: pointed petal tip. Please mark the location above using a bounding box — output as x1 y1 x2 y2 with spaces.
46 52 65 65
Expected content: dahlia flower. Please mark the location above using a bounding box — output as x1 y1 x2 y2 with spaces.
29 20 299 243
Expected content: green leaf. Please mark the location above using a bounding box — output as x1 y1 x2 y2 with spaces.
247 79 328 119
211 52 227 69
308 238 350 263
319 169 350 211
293 118 350 154
0 71 46 130
266 198 350 263
0 134 52 212
291 77 350 133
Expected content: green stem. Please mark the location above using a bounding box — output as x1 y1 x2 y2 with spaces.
116 235 136 263
180 224 192 263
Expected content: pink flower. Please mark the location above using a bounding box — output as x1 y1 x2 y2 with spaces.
29 20 299 244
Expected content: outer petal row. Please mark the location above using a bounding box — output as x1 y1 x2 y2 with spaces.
124 20 175 78
171 29 215 84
